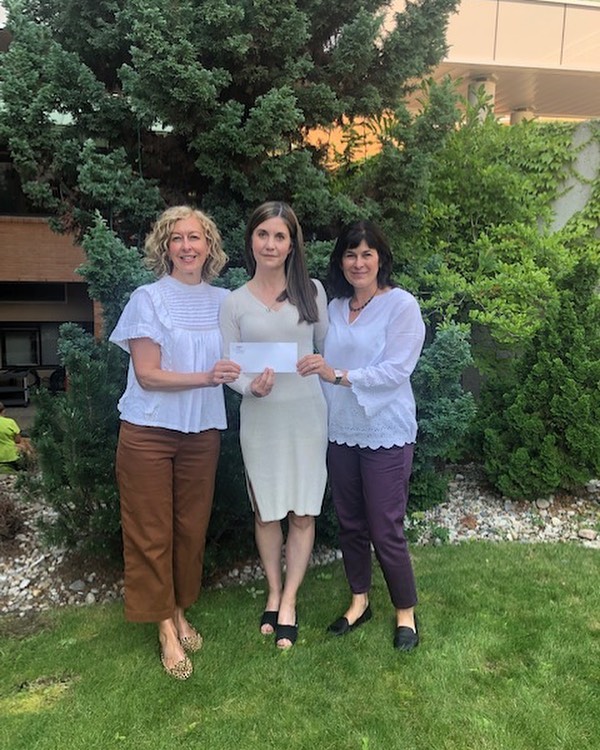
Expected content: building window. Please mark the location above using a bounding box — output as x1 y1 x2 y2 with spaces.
2 329 40 367
0 282 67 303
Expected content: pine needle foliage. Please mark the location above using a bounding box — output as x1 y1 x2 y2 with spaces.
3 1 465 560
479 254 600 499
411 323 476 509
0 0 459 243
22 325 126 556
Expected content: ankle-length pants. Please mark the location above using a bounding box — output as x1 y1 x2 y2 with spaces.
327 441 417 610
116 421 220 622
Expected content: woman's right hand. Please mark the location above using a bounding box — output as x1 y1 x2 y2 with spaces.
250 368 275 398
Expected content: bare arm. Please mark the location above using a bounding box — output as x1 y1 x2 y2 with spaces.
129 338 240 390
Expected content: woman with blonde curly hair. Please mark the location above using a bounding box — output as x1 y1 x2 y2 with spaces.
109 205 240 680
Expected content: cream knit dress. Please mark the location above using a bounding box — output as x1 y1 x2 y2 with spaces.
219 280 328 522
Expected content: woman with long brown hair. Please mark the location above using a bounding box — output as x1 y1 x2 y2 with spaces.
220 201 328 649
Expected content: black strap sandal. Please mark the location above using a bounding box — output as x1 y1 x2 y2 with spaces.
260 610 278 633
275 622 298 648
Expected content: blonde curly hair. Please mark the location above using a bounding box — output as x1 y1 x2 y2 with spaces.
144 206 227 282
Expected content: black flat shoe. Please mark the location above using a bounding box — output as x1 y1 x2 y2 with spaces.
393 615 419 651
275 621 298 649
260 610 278 634
327 604 372 636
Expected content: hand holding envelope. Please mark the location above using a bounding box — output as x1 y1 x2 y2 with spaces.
228 342 299 398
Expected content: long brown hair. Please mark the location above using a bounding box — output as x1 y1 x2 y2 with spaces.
244 201 318 324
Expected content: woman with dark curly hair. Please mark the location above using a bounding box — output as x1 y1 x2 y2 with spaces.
298 220 425 651
109 206 240 679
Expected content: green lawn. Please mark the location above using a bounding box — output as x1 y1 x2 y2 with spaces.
1 542 598 750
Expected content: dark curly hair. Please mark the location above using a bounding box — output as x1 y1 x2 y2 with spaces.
326 220 395 298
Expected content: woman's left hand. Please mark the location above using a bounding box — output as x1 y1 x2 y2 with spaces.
297 354 333 381
210 359 241 387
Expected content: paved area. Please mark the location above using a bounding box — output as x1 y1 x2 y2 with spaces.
2 404 37 435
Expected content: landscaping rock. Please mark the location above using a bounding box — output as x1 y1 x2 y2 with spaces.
1 467 599 615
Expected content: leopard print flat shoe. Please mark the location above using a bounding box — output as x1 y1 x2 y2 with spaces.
179 627 203 653
160 651 193 680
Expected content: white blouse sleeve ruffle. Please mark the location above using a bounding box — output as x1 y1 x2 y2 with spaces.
109 284 171 353
347 292 425 419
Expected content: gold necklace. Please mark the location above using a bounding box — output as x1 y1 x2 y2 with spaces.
349 293 375 312
249 281 285 311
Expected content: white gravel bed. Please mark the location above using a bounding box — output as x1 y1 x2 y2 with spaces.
1 467 598 617
412 469 599 548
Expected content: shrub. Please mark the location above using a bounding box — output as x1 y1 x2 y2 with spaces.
22 311 475 562
205 389 255 576
479 254 600 499
410 322 476 510
0 484 24 540
21 325 126 557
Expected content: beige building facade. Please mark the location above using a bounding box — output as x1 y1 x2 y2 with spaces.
402 0 600 122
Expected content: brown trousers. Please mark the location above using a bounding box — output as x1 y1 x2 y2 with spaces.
116 421 220 622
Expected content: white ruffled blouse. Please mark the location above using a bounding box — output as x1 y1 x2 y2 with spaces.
322 288 425 449
109 275 229 433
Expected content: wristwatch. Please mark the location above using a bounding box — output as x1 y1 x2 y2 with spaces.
333 369 344 385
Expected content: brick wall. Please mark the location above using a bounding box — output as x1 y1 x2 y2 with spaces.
0 216 100 334
0 216 85 282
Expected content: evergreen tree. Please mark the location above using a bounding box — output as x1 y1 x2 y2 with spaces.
23 324 126 556
2 0 465 558
411 323 476 509
479 255 600 499
1 0 459 247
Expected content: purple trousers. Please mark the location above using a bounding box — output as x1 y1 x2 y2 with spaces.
327 441 418 610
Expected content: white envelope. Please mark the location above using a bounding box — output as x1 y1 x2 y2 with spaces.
229 342 298 373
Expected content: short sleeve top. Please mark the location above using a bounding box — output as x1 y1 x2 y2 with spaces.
0 416 20 463
109 275 229 433
322 288 425 449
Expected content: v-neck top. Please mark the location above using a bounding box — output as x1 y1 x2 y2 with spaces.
322 288 425 449
218 280 328 521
